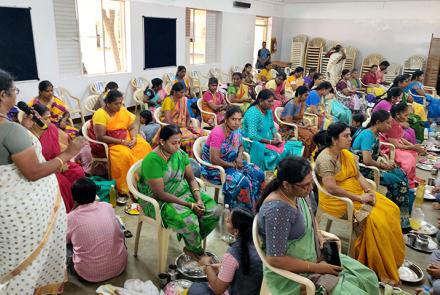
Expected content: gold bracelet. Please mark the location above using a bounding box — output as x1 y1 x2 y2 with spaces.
192 188 200 193
54 157 64 170
190 203 194 210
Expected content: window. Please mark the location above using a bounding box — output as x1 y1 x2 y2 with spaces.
186 8 218 65
76 0 126 74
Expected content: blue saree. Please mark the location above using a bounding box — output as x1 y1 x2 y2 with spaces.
406 81 440 119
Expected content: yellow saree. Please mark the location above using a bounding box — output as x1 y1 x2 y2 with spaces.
92 107 152 194
317 149 404 284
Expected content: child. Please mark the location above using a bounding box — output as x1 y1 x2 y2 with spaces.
67 177 127 282
139 110 160 144
351 112 366 136
188 208 263 295
143 78 166 112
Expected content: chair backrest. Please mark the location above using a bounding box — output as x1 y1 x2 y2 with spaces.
403 55 426 76
131 77 149 90
133 88 145 105
90 81 105 95
292 34 308 43
384 63 402 84
196 99 216 129
361 53 384 77
308 37 326 48
255 84 263 96
193 136 207 165
84 94 100 113
154 107 167 126
231 65 241 74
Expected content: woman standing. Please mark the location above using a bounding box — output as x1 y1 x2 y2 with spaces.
28 80 78 138
314 123 404 285
242 89 303 171
257 156 380 294
326 45 346 86
138 125 218 258
280 86 317 158
352 110 412 230
0 69 83 294
162 83 204 157
201 106 264 209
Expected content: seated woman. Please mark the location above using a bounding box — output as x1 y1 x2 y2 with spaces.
361 65 386 97
350 68 362 91
265 72 288 111
257 156 380 295
242 89 303 171
336 69 365 113
227 72 253 112
352 110 412 231
406 69 440 119
188 208 263 295
314 123 404 285
94 81 119 111
162 83 204 157
173 65 198 118
285 67 304 92
280 86 317 159
372 87 402 113
257 62 273 83
382 103 426 188
303 68 316 89
324 90 352 128
137 125 219 258
143 78 166 112
28 80 78 138
26 104 85 212
310 73 325 90
202 77 227 127
88 90 152 197
305 81 333 128
201 106 264 209
242 63 257 99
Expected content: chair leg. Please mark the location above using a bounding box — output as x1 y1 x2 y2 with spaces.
158 228 170 273
347 224 354 256
134 219 143 257
214 188 220 203
325 219 333 232
260 278 271 295
202 238 207 250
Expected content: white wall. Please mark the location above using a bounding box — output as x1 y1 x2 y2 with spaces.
1 0 283 111
280 1 440 67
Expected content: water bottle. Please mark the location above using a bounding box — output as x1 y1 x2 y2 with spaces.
109 185 117 208
429 122 437 143
411 208 425 230
420 286 431 294
414 180 426 208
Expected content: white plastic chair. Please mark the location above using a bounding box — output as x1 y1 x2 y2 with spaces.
154 106 200 129
131 77 149 90
255 84 263 96
274 107 299 139
133 88 147 111
193 136 250 204
127 160 206 273
53 86 85 124
197 98 217 130
379 140 396 162
89 81 106 95
84 94 100 113
225 92 244 108
82 120 110 177
252 216 316 295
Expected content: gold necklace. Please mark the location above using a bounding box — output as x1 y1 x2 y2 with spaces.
158 147 169 161
278 188 297 208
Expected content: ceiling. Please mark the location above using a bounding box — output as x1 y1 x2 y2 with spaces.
279 0 435 2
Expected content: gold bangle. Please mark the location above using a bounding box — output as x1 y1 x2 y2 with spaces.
54 157 64 169
190 203 194 210
192 188 200 193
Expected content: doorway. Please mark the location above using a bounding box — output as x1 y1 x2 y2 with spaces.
254 16 271 66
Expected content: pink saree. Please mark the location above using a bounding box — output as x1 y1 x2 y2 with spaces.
40 124 85 212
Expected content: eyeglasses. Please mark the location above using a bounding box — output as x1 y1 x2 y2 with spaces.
9 87 20 95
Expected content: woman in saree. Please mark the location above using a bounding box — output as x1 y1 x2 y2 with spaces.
324 89 353 128
0 69 84 294
306 81 333 129
310 73 325 90
163 83 204 157
242 89 303 171
280 86 317 159
201 77 227 127
173 65 198 118
303 68 317 89
28 80 78 138
227 72 253 112
314 122 405 285
350 69 362 91
265 72 288 111
88 90 152 197
382 103 426 188
27 104 85 213
285 66 304 92
326 45 346 86
137 125 219 257
336 69 365 113
406 70 440 119
257 156 380 295
362 65 387 97
201 106 264 209
242 63 257 98
352 110 412 231
257 62 273 83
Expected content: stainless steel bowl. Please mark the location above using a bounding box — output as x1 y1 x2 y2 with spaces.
399 260 424 283
175 251 220 279
414 234 429 250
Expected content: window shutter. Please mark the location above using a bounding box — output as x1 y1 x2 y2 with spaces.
53 0 82 77
205 11 217 63
185 8 191 37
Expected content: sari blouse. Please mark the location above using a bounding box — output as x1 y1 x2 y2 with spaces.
362 72 377 85
258 69 272 81
205 126 242 161
384 118 404 139
242 106 276 141
28 96 69 124
227 84 250 100
336 80 349 92
202 91 225 110
162 96 188 127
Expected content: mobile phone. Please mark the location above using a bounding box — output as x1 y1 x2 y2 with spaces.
322 240 341 267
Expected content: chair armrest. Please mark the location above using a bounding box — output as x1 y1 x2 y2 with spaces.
191 118 200 128
358 163 380 188
131 190 162 225
193 151 226 184
379 141 395 162
365 178 377 192
243 137 253 143
275 133 282 141
304 112 319 128
278 120 299 139
320 230 342 253
195 177 206 190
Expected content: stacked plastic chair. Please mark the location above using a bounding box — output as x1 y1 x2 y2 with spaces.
360 53 384 78
320 41 338 75
343 47 359 71
403 55 426 76
305 37 326 72
384 63 402 84
290 34 308 69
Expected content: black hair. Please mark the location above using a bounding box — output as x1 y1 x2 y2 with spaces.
375 86 403 104
370 64 378 70
32 103 50 116
38 80 53 92
171 82 185 95
367 110 390 128
313 122 350 159
391 75 408 88
256 156 311 211
249 88 274 108
264 61 271 67
0 69 14 92
295 85 309 97
341 69 350 78
232 72 243 79
208 77 219 86
411 70 424 81
292 66 304 75
307 68 317 76
151 78 163 88
225 105 243 119
105 81 119 91
230 208 255 275
390 102 409 118
140 110 153 125
311 73 324 87
276 72 286 80
176 65 186 75
242 63 252 73
159 124 182 141
379 60 390 67
352 112 366 123
104 90 123 104
351 68 359 73
71 177 97 205
316 81 333 91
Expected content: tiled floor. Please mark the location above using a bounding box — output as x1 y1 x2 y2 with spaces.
63 168 439 295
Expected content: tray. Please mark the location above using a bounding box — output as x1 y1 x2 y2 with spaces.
404 233 438 253
412 220 439 236
425 186 437 201
416 163 434 171
175 251 220 279
428 146 440 153
398 260 424 283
